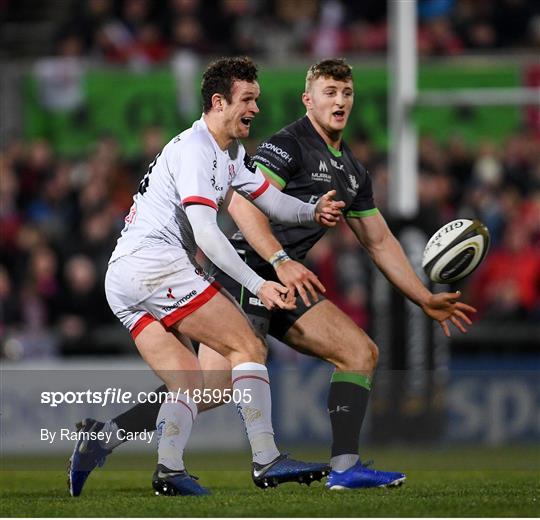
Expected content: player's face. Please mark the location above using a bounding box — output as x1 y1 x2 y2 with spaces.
303 76 354 136
222 80 260 139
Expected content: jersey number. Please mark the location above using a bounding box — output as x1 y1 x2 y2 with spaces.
138 152 162 195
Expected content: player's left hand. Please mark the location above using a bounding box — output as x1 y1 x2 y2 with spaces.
315 190 345 227
420 291 477 337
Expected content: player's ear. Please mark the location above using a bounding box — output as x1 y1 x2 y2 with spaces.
211 93 224 112
302 92 311 110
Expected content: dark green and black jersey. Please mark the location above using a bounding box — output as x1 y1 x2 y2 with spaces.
232 116 378 268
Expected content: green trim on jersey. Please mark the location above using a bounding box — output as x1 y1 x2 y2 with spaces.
327 144 342 158
331 372 372 390
255 161 286 188
346 207 379 219
240 284 245 307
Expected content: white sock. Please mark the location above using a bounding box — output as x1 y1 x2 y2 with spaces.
232 362 280 465
98 420 124 450
330 454 359 472
156 392 197 471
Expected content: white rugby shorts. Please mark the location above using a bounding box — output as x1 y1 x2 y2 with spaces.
105 246 220 339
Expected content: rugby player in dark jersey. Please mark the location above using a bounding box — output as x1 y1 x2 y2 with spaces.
69 59 476 492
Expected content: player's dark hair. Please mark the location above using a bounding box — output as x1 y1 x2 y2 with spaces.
305 58 353 91
201 57 258 113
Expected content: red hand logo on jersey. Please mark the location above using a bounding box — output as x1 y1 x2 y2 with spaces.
166 288 175 299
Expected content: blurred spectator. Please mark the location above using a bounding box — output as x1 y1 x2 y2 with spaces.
91 0 169 69
64 0 115 53
502 132 535 196
77 210 119 280
0 265 21 339
266 0 318 59
472 140 503 189
0 153 22 258
310 0 348 58
33 33 85 113
446 134 473 206
492 0 533 48
26 161 78 244
469 222 540 320
342 1 389 58
16 139 55 212
210 0 261 56
56 254 114 353
418 16 464 56
129 125 167 179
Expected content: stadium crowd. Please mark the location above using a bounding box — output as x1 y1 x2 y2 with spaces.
2 0 540 63
1 124 539 359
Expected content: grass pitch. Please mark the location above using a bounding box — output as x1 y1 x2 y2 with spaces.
1 446 538 517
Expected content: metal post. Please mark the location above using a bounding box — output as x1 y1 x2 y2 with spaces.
388 0 418 218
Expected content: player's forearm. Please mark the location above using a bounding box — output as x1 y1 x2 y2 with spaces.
368 234 432 307
229 193 285 261
186 205 265 296
251 183 315 224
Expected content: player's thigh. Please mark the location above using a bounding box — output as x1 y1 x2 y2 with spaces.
214 265 272 338
173 288 267 365
283 300 378 371
135 320 202 392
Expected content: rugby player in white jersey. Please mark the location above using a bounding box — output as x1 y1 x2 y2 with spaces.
68 57 344 497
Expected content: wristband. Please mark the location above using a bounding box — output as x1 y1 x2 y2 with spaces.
268 249 291 270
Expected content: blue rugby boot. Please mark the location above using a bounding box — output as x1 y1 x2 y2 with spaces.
152 464 210 496
252 454 331 489
326 460 406 490
68 418 112 497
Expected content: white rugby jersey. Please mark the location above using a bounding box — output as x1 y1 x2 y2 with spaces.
110 117 269 263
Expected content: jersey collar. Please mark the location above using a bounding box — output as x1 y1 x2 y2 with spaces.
301 116 343 157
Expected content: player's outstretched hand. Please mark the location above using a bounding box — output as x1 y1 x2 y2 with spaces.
257 281 297 311
421 291 477 337
275 259 325 307
315 190 345 227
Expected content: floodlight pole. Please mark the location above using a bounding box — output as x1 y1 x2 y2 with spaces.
388 0 418 218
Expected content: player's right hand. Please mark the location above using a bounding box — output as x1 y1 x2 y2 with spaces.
420 290 477 337
275 259 325 307
257 281 297 311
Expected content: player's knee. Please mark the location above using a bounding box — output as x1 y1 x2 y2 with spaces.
331 337 378 372
243 335 267 364
228 333 267 365
355 337 378 371
368 339 379 367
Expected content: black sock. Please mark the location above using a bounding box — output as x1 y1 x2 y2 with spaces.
113 385 167 433
327 373 371 457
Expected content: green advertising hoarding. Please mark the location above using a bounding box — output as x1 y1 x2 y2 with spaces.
24 64 521 157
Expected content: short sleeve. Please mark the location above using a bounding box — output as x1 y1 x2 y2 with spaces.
175 136 218 210
346 167 378 219
231 148 271 201
251 134 301 188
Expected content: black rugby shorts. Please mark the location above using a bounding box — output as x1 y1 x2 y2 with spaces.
213 251 326 340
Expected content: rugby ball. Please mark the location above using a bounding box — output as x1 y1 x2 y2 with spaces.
422 219 490 284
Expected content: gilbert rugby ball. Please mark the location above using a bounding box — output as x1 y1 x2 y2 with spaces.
422 219 490 284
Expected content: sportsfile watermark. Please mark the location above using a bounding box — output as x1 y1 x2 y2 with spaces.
1 367 539 472
40 426 155 445
40 387 252 408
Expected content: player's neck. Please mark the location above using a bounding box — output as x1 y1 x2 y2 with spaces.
203 113 232 151
307 114 343 150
